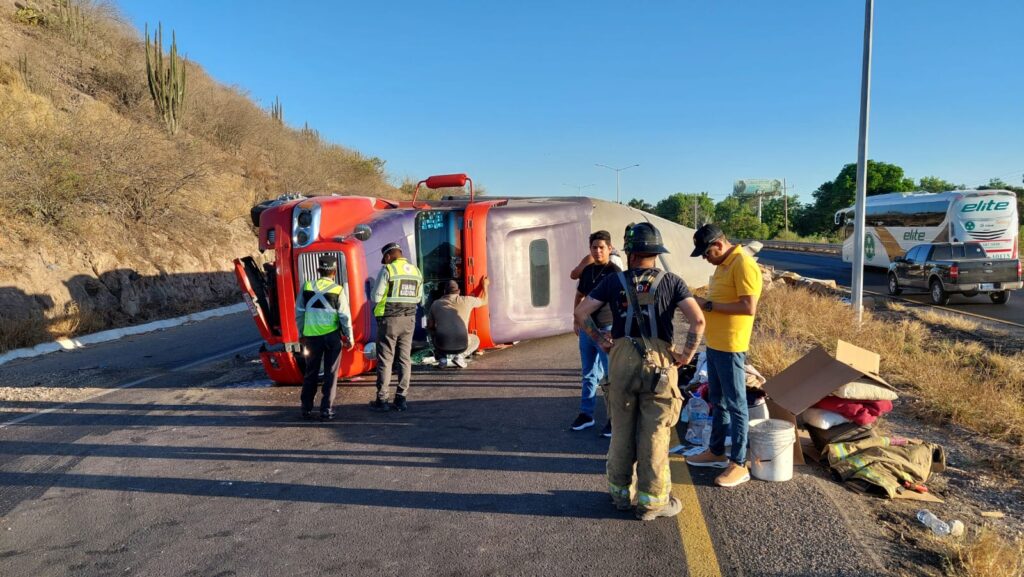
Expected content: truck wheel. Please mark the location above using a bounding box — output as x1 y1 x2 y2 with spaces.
929 279 950 306
989 290 1010 305
887 273 902 296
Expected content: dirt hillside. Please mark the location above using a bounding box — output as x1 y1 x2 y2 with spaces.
0 0 398 352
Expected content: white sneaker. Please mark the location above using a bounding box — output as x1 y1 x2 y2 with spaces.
453 356 468 368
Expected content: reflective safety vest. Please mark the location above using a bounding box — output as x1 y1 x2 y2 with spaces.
373 258 423 317
297 277 344 337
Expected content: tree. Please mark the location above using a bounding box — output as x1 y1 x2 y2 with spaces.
653 192 715 228
761 194 801 238
799 160 916 235
918 176 963 193
714 196 769 239
627 198 654 213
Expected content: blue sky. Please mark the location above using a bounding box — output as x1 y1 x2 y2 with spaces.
116 1 1024 205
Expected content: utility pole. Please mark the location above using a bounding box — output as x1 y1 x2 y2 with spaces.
693 197 698 228
851 0 874 324
781 178 795 233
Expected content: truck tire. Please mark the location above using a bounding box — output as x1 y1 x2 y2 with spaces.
887 273 902 296
989 290 1010 305
929 279 950 306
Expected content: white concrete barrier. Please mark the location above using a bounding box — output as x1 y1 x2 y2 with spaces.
0 302 247 367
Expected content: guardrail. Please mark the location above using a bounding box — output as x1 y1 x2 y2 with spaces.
736 239 842 255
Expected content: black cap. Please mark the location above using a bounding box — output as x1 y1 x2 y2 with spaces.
444 280 460 294
380 242 401 264
317 255 338 271
690 224 725 257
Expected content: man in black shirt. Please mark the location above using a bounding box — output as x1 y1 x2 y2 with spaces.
569 230 621 434
574 222 705 521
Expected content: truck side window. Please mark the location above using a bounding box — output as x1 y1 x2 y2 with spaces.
932 245 951 260
529 239 550 307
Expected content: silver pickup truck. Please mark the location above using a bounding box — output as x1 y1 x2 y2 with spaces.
887 242 1023 305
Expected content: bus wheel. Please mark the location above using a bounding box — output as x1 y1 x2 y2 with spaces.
887 273 902 296
990 290 1010 305
929 279 950 306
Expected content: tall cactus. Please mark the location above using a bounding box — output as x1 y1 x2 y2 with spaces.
271 95 283 125
145 22 186 135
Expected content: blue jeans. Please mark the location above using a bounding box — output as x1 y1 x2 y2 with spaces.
706 348 748 464
578 326 610 417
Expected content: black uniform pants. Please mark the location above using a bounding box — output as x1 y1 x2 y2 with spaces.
301 331 343 412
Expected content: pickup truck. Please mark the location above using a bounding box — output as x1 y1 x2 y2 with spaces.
887 242 1023 305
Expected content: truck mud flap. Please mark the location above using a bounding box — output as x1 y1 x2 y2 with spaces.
234 257 276 343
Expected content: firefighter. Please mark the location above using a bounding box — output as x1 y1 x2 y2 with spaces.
574 222 705 520
296 254 353 421
370 242 424 412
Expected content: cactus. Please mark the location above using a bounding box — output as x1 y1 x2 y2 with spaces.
145 22 187 135
301 121 319 141
17 54 33 90
271 95 283 125
52 0 88 46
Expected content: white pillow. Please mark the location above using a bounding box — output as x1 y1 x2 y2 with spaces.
802 408 850 430
831 378 899 401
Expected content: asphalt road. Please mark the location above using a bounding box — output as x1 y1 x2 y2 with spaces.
0 312 893 577
756 249 1024 325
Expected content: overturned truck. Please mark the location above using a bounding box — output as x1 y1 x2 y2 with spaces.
235 173 714 384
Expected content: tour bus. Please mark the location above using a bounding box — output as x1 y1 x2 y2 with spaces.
834 190 1019 267
234 173 714 385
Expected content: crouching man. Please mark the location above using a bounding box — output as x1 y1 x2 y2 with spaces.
427 277 489 368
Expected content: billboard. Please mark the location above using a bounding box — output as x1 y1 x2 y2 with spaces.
733 179 782 197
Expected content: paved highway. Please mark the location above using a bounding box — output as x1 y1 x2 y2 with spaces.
0 312 892 576
756 249 1024 325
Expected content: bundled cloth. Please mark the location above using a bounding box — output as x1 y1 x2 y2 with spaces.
826 437 945 499
812 396 893 426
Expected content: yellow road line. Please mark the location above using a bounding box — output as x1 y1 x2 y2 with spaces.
670 431 723 577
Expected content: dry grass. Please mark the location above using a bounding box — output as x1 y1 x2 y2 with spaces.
913 309 980 333
0 1 394 238
750 285 1024 444
946 529 1024 577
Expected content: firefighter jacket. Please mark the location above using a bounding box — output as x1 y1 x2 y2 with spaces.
295 277 352 339
372 258 423 318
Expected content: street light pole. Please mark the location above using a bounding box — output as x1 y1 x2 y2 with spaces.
563 183 595 195
851 0 874 324
595 163 639 204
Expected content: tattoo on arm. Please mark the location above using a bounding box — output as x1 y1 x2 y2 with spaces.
583 317 603 343
678 330 702 363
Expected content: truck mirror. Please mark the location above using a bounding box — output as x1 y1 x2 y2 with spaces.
353 224 372 242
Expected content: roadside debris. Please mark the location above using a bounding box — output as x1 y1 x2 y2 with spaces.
761 339 947 500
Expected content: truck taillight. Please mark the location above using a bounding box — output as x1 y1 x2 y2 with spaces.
949 264 958 281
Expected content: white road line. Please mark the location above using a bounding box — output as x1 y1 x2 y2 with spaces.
0 340 264 429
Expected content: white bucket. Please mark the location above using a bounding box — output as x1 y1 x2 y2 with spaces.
748 418 795 482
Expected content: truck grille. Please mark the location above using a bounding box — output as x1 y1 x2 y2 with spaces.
968 228 1007 241
296 251 346 292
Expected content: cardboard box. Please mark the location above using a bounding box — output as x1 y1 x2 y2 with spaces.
762 340 893 465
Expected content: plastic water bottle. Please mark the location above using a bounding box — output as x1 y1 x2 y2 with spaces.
700 415 712 448
684 393 709 445
917 510 951 536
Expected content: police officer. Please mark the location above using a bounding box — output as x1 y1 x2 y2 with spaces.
574 222 705 520
296 255 353 421
370 242 424 412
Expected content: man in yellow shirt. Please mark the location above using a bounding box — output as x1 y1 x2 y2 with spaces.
685 224 762 488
